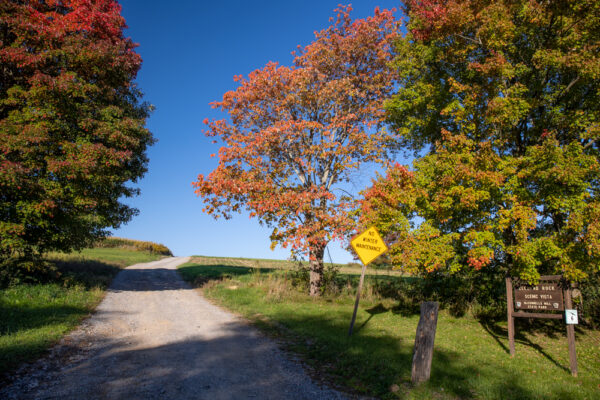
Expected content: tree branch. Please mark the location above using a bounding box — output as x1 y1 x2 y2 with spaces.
583 139 597 150
285 150 307 185
455 33 482 46
559 75 580 99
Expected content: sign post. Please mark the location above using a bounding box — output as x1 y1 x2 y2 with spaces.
505 275 578 376
564 289 578 376
348 226 388 336
505 277 516 356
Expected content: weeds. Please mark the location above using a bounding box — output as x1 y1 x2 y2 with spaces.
288 261 341 296
183 256 595 326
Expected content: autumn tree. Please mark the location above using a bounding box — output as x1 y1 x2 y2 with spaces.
194 5 399 296
362 0 600 285
0 1 153 264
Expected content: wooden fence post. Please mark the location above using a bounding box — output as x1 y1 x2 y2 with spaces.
411 301 439 385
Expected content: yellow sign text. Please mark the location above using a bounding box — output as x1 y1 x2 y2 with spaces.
351 226 388 265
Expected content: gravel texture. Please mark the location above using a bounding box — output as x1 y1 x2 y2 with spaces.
1 257 347 399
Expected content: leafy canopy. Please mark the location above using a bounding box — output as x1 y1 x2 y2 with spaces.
362 0 600 283
0 0 154 259
194 5 399 291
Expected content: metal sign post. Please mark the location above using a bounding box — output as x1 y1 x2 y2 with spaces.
348 226 388 336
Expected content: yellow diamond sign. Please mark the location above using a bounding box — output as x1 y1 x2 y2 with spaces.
351 226 388 265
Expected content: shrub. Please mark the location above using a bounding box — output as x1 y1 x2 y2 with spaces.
96 237 173 256
580 272 600 329
0 258 60 288
350 267 506 319
290 261 340 296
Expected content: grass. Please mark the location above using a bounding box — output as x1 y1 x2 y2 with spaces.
191 254 405 276
0 247 164 376
95 237 173 256
178 257 600 400
49 247 165 268
0 283 105 375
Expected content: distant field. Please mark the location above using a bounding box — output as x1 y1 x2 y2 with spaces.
0 245 166 377
179 256 600 400
190 255 405 276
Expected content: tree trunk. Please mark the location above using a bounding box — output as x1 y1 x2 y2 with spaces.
309 242 326 297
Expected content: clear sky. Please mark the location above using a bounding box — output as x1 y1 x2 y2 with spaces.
113 0 403 262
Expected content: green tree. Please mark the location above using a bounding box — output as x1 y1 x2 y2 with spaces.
363 0 600 284
0 1 154 263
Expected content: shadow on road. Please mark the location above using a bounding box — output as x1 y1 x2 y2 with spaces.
2 311 582 400
2 321 345 400
109 268 193 292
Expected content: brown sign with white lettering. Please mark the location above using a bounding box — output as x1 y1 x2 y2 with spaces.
506 275 578 377
514 282 564 311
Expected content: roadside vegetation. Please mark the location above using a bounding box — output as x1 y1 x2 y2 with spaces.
179 256 600 400
94 237 173 257
0 239 171 377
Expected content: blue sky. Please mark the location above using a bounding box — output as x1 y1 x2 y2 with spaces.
113 0 403 262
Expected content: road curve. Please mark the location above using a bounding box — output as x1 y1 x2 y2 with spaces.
1 257 346 400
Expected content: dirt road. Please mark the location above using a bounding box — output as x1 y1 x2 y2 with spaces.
1 257 346 399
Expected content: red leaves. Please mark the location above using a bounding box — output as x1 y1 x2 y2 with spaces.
1 0 153 257
0 0 139 82
540 129 551 140
194 5 400 256
404 0 453 40
467 255 492 270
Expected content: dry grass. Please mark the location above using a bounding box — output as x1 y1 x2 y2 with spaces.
189 255 405 277
95 237 173 256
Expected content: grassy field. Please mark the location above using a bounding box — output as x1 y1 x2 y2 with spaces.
190 254 405 276
178 257 600 400
49 247 165 268
0 247 165 376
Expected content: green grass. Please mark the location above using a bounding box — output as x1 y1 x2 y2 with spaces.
191 254 404 276
0 283 105 374
178 258 600 400
49 247 164 268
0 247 164 376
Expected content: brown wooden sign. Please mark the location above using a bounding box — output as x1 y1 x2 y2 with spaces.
514 281 564 311
506 275 578 377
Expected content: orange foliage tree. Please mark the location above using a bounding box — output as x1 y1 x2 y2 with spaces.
193 6 399 296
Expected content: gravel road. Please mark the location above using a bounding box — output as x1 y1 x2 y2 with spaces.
1 257 347 399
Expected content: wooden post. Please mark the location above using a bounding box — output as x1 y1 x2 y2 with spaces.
505 277 516 356
564 288 578 377
348 263 367 337
411 301 439 385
